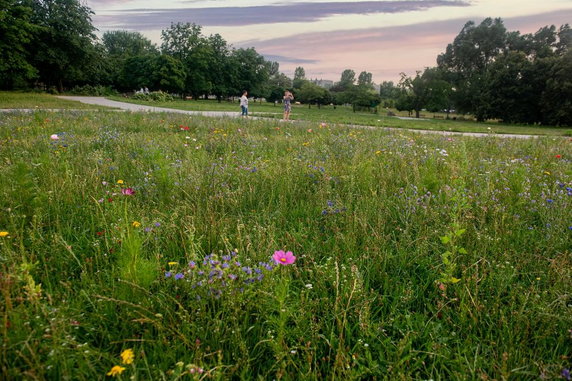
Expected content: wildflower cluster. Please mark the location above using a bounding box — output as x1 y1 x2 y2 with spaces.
165 250 295 299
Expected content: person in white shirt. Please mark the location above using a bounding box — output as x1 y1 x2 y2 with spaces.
240 91 249 116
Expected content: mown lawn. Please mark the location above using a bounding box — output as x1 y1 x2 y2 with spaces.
0 92 109 110
0 110 571 379
106 95 572 136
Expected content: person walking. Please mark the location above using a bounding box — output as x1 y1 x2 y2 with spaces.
283 90 294 121
240 91 249 117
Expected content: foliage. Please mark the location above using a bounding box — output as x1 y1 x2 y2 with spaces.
0 0 37 89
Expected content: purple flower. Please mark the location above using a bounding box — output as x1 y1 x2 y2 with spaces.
165 271 172 278
562 368 570 381
174 273 184 280
154 222 161 227
189 261 196 268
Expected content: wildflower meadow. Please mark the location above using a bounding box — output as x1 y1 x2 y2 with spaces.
0 110 571 379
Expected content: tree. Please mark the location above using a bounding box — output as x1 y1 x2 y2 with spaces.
296 81 329 108
357 71 374 89
29 0 98 92
293 66 306 89
541 50 572 126
230 47 269 98
437 18 507 120
379 81 400 107
0 0 37 88
102 30 158 90
152 55 186 94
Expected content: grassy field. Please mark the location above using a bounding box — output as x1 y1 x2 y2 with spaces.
107 95 572 137
0 110 571 379
0 92 109 110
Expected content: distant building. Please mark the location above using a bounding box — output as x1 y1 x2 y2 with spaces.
311 79 334 89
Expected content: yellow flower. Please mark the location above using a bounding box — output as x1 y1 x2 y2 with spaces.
120 349 134 365
132 221 141 228
375 150 382 155
168 262 178 266
302 142 310 146
106 365 125 377
0 231 9 238
117 179 124 184
543 171 551 175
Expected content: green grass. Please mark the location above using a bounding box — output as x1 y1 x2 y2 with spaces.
0 110 571 379
0 92 110 110
107 95 572 136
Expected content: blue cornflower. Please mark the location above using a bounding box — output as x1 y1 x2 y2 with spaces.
175 273 184 280
165 271 172 278
546 199 554 203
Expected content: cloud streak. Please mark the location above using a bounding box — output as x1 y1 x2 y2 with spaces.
94 1 470 30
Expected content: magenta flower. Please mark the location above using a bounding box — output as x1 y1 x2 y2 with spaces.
273 250 296 265
121 188 135 196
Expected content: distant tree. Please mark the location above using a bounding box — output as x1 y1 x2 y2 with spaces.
206 33 231 101
0 0 37 89
231 47 269 98
297 81 329 108
333 69 356 92
541 50 572 126
437 18 507 120
152 55 186 94
28 0 99 92
161 22 208 97
293 66 307 89
119 55 156 91
357 71 374 89
267 72 293 103
102 30 158 90
379 81 400 107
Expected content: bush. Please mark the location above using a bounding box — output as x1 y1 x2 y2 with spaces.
131 90 175 102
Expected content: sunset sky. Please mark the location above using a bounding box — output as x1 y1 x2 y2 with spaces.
87 0 572 83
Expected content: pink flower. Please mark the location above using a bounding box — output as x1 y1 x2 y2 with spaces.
273 250 296 265
121 188 135 195
50 134 59 140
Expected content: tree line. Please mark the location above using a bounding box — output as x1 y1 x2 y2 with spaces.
392 18 572 126
1 1 570 125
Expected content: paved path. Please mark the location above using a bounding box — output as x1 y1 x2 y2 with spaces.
2 96 550 140
57 96 239 118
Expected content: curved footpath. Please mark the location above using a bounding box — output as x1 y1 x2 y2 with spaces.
1 96 553 140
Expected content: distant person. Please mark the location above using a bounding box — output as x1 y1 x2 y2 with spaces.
283 90 294 121
240 90 249 117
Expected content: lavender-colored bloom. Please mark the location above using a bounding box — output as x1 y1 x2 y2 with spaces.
198 271 204 276
562 369 570 381
222 255 231 261
228 274 237 280
174 273 184 280
546 199 554 203
222 263 230 269
165 271 172 278
154 222 161 227
322 210 328 215
144 227 152 232
327 200 335 207
242 266 252 275
189 261 196 268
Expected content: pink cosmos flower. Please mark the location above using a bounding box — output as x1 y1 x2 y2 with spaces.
121 188 135 195
273 250 296 265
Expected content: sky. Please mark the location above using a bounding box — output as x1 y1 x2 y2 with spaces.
87 0 572 83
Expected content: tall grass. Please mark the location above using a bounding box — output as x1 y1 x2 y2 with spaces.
0 111 571 379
